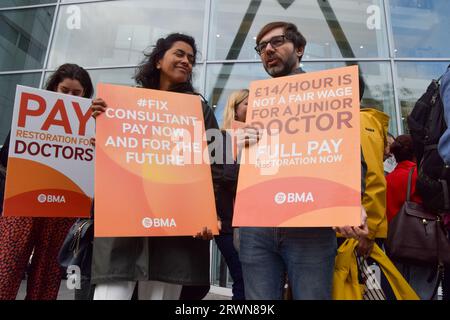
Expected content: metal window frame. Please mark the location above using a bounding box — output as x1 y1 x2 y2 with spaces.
1 0 450 132
383 0 402 135
0 2 57 12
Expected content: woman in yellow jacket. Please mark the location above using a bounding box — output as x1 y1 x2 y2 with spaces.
332 238 419 300
333 77 417 300
358 106 389 257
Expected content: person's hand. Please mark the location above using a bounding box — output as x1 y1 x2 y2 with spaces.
356 236 374 258
334 206 369 239
194 227 213 240
236 127 261 152
91 98 108 119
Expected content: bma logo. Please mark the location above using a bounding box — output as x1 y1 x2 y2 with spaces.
274 192 314 204
37 194 66 203
142 217 177 228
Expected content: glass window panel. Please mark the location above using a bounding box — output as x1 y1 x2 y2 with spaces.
397 62 449 131
210 241 234 290
207 62 397 134
45 64 203 98
0 72 41 144
44 67 136 98
390 0 450 58
48 0 206 69
0 7 54 71
61 0 110 2
209 0 389 61
0 0 55 8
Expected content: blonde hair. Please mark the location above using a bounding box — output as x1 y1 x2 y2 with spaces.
221 89 249 130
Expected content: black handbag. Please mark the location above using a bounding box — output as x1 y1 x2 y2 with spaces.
58 218 93 271
386 168 450 265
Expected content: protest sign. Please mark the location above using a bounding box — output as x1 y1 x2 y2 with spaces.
95 84 218 237
3 86 94 217
233 66 361 227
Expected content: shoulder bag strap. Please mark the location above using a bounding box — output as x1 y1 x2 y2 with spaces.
406 167 415 201
439 179 450 210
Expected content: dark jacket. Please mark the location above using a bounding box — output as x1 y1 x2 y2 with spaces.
91 97 223 286
0 131 10 168
216 131 239 234
0 132 10 214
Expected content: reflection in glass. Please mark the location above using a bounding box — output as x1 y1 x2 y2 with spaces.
209 0 389 60
397 62 449 131
0 7 54 71
390 0 450 58
206 63 266 126
44 65 203 98
0 73 41 143
44 67 136 99
211 241 233 290
48 0 206 68
0 0 55 8
207 62 396 134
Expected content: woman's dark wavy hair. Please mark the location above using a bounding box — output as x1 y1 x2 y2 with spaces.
45 63 93 98
390 134 415 163
134 33 197 92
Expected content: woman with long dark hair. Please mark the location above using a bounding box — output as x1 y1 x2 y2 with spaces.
0 63 94 300
90 33 221 300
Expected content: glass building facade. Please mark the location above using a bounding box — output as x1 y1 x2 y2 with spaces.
1 0 450 292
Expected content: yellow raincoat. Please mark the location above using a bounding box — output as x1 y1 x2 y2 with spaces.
332 239 419 300
360 108 390 239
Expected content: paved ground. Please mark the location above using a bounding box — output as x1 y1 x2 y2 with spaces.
16 280 231 300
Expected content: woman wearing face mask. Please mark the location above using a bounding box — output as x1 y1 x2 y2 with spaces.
90 33 222 300
0 63 94 300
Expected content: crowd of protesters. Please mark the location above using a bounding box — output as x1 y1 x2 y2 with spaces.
0 20 449 301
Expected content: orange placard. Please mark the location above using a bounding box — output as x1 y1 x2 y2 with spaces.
3 86 94 217
233 66 361 227
231 119 246 130
94 83 219 237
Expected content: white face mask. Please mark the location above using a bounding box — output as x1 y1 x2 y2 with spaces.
384 155 397 174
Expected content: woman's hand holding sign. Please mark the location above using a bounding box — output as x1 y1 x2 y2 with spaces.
89 98 108 146
91 98 108 119
194 227 213 240
334 206 369 240
236 126 261 153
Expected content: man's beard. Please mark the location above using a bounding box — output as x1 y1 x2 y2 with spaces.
263 54 298 78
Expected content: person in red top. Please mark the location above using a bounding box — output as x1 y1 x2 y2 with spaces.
385 134 439 299
386 134 422 222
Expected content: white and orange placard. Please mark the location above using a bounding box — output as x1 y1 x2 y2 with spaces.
94 83 218 237
3 86 95 217
233 65 361 227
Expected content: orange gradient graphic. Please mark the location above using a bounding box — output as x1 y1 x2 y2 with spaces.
233 66 361 227
3 158 91 217
94 84 218 237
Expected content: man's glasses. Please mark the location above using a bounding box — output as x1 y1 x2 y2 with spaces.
254 35 288 55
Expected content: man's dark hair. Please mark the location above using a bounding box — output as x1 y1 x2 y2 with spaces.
134 33 197 92
256 21 307 62
45 63 94 98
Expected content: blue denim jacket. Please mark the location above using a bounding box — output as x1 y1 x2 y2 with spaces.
438 67 450 164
